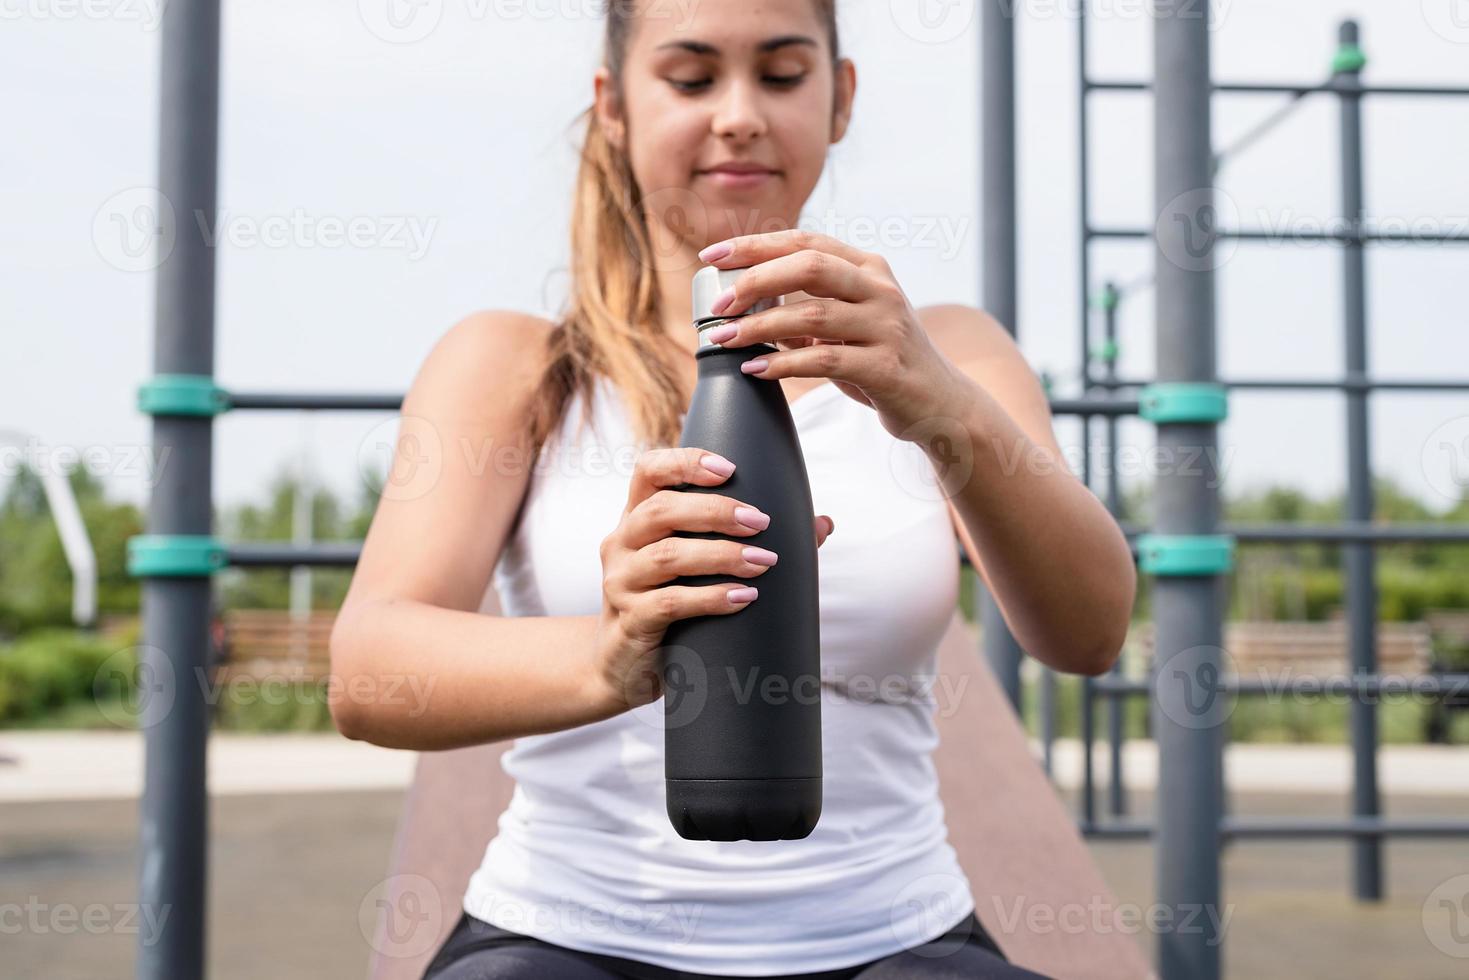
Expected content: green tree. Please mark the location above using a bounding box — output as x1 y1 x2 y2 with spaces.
0 465 142 635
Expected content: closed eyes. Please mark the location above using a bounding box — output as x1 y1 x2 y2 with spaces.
668 73 808 94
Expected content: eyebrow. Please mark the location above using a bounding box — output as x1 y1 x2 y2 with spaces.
655 35 819 56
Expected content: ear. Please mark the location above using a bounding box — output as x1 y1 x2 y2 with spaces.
593 66 626 150
829 58 856 144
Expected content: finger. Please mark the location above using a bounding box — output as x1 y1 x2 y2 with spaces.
814 514 834 548
622 489 770 551
707 297 874 351
622 537 778 591
626 583 759 639
701 228 873 273
739 341 858 384
625 447 736 515
715 249 876 317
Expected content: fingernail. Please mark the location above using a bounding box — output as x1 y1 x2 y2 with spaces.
705 323 738 345
700 453 735 477
741 358 769 375
727 586 759 605
710 287 735 315
734 506 771 530
822 516 835 535
700 241 733 262
742 546 779 566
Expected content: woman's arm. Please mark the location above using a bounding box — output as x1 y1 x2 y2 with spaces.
686 230 1134 677
919 304 1136 677
328 311 623 750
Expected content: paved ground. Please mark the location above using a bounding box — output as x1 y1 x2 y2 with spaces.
5 787 1468 979
3 733 1467 978
4 731 1466 801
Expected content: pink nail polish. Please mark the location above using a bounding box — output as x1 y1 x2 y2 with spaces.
700 453 735 477
742 546 779 566
710 287 735 315
700 241 733 262
741 358 769 375
734 506 771 530
705 324 738 345
727 586 759 605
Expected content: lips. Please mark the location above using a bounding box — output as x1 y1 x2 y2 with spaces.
696 164 780 188
699 163 778 176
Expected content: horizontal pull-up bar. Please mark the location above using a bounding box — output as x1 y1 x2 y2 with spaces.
1088 225 1469 244
1081 817 1469 841
1090 674 1469 698
1087 80 1469 98
1092 376 1469 393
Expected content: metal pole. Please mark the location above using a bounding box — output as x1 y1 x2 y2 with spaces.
1336 18 1383 902
138 1 220 977
981 0 1025 708
1077 1 1093 392
1152 2 1225 977
1081 673 1096 825
1101 284 1127 816
1039 668 1056 775
290 416 316 664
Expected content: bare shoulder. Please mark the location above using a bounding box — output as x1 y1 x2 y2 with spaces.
915 302 1062 457
404 309 556 422
915 303 1017 368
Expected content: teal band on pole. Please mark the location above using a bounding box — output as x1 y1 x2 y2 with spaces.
1093 284 1119 312
1138 382 1228 424
1093 338 1120 364
138 375 231 417
1331 43 1366 75
127 535 229 577
1136 533 1235 576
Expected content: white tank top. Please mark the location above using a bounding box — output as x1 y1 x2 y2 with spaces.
463 373 976 975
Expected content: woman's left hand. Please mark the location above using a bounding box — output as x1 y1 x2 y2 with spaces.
697 229 974 444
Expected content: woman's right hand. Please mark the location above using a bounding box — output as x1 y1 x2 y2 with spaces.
591 447 834 713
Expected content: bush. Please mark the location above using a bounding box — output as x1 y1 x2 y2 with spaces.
0 629 121 723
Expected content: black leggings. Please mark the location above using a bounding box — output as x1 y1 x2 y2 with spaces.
422 908 1052 980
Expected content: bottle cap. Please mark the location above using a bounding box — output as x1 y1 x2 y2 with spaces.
692 265 783 352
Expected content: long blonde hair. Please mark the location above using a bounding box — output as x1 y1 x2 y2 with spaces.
525 0 842 459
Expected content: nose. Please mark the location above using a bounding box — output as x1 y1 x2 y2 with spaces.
710 78 769 143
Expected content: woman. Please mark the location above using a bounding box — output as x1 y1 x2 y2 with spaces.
330 1 1136 977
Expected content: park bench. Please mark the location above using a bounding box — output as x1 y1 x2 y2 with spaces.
218 609 335 682
1423 609 1469 742
1129 619 1433 679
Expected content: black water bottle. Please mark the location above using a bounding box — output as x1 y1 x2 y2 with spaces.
661 265 823 843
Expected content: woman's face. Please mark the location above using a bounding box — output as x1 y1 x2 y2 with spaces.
596 0 855 263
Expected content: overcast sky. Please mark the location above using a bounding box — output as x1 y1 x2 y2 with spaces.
3 0 1467 523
